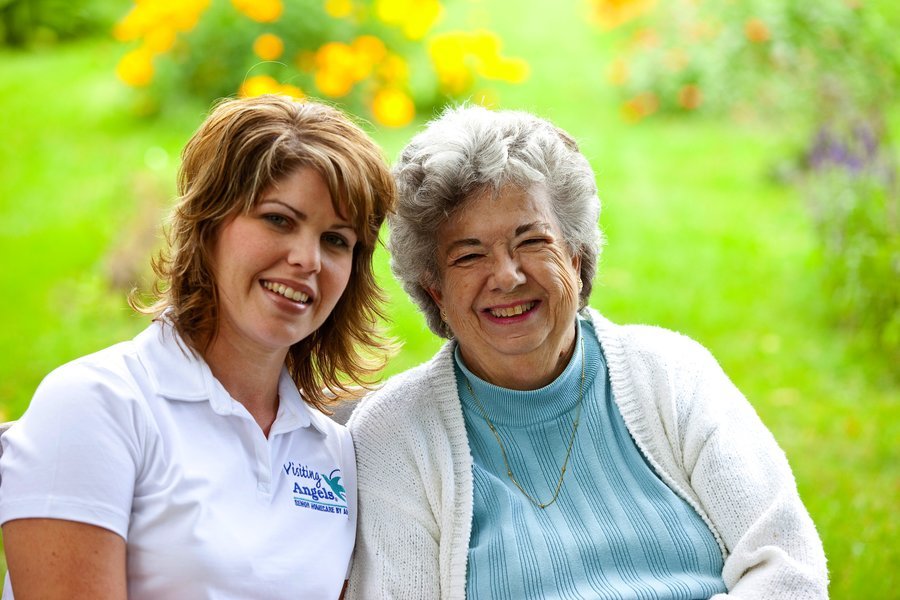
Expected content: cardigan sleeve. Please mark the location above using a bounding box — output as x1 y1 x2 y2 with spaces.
347 483 442 599
346 365 467 600
671 339 828 599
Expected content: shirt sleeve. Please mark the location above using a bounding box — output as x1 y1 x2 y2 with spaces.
0 359 148 540
673 341 829 599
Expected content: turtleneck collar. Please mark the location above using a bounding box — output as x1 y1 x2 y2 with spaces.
454 317 602 427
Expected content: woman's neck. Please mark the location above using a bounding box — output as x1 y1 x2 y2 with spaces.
203 333 286 437
459 324 578 390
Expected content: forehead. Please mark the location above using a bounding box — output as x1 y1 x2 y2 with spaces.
438 184 559 242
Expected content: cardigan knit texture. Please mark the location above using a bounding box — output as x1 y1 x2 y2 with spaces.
347 309 828 599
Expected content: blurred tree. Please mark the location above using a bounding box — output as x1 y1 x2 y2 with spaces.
113 0 529 128
593 0 900 361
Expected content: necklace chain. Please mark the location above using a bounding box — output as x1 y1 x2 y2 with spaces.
463 337 585 509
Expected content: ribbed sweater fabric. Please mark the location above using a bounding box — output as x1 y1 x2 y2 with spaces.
455 319 726 598
347 309 828 600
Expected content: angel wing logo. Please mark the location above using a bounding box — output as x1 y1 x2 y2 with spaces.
321 469 346 502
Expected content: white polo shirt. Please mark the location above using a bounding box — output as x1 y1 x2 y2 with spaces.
0 320 357 599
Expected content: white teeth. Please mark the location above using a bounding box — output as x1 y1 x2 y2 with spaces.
264 281 310 303
490 302 534 318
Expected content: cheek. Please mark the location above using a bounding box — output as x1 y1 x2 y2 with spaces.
542 247 580 309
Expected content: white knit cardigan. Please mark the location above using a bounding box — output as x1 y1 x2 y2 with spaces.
347 309 828 599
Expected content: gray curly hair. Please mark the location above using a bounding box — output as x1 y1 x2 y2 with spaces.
390 104 603 338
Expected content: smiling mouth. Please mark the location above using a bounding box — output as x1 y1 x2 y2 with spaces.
263 280 311 304
487 301 536 318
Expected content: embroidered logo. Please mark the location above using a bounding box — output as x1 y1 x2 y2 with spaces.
283 461 349 516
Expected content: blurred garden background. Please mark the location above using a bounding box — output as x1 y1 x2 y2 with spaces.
0 0 897 596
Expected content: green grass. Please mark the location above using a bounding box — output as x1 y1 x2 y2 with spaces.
1 1 897 596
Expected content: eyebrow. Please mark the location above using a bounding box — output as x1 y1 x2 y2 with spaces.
515 221 552 237
444 221 553 254
260 198 355 231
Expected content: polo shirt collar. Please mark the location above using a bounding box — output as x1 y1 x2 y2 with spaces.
134 319 329 436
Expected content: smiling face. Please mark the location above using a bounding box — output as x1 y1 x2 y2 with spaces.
427 184 581 388
211 167 357 360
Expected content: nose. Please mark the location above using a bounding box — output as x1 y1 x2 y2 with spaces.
489 251 526 292
287 234 321 273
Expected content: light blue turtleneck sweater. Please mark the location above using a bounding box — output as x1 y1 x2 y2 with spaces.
454 318 727 599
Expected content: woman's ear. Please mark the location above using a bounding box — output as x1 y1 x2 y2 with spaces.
425 284 443 309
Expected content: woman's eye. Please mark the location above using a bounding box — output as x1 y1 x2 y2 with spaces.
323 233 350 248
263 214 290 228
452 253 482 265
520 237 546 247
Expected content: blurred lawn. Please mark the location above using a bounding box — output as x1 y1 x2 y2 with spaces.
1 1 897 597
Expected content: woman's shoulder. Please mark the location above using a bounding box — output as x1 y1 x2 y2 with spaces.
24 324 170 430
586 308 718 371
348 343 457 437
36 339 143 402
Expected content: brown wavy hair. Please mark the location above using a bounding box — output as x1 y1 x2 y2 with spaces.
132 95 397 411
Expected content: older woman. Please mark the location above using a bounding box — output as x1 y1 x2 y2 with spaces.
0 95 395 599
347 106 827 599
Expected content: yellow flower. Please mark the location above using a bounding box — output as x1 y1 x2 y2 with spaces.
372 88 415 127
253 33 285 60
353 35 387 66
325 0 353 18
232 0 283 23
238 75 282 97
116 48 155 87
279 84 305 99
478 56 529 83
114 0 210 40
428 30 528 93
591 0 656 31
428 32 473 94
313 40 374 97
315 70 355 97
375 0 443 40
144 26 177 53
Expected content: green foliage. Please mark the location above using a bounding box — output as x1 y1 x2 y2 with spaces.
805 158 900 358
600 0 900 367
0 0 118 46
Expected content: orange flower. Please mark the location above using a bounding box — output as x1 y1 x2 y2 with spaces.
253 33 284 60
745 18 770 43
592 0 656 31
372 88 415 127
677 84 702 110
621 91 658 123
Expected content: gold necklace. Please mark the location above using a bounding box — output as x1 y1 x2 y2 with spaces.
463 336 585 509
